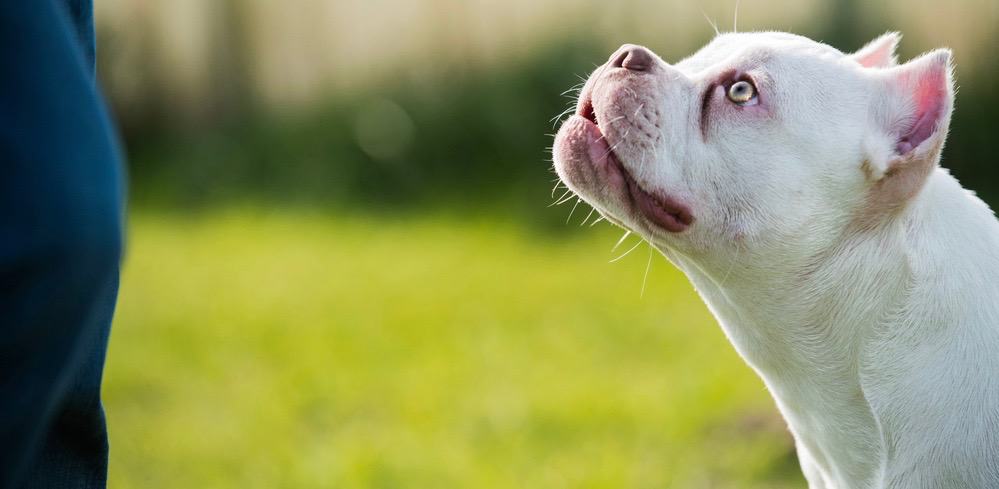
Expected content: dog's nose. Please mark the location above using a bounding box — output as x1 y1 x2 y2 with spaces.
610 45 654 72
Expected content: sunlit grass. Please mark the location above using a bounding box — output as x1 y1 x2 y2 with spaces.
105 208 803 488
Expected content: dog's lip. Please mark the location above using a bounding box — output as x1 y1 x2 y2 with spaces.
570 99 693 233
622 168 694 233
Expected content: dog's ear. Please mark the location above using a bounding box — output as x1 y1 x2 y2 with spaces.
863 49 953 210
850 32 901 68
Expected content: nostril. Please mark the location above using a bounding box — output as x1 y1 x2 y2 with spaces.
610 49 629 69
610 45 654 72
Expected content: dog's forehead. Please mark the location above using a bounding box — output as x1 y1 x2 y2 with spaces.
675 32 845 74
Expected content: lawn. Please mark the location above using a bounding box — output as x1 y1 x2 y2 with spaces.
104 208 804 488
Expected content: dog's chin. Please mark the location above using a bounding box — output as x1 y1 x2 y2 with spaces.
553 113 693 235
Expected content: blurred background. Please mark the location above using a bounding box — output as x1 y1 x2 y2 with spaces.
97 0 998 487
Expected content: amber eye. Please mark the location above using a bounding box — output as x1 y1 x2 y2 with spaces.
727 80 757 105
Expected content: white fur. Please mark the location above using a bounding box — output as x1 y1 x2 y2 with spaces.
552 32 999 488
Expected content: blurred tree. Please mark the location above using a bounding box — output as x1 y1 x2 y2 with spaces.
206 0 256 124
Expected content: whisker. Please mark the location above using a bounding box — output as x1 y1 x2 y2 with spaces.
551 180 565 198
600 130 630 160
566 198 582 223
610 239 644 263
640 243 654 298
701 10 720 36
550 106 576 126
549 189 573 207
560 83 585 97
579 206 596 226
552 191 577 206
612 230 632 252
589 216 605 227
588 58 614 120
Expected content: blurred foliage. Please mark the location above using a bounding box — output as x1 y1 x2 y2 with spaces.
122 40 604 217
119 33 998 217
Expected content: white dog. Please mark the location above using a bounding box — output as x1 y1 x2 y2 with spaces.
552 31 999 488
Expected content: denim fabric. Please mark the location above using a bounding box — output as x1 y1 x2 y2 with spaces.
0 0 125 487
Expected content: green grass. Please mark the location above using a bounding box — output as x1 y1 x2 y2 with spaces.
104 208 804 488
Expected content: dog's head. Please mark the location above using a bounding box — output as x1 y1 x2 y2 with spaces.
553 32 953 264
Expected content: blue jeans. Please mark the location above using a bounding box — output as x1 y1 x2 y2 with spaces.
0 0 124 487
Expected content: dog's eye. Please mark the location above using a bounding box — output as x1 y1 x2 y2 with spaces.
726 80 757 105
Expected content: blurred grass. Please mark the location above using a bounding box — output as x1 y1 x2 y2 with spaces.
105 208 803 488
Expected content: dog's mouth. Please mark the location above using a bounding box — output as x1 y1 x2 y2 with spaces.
572 97 693 233
580 98 598 126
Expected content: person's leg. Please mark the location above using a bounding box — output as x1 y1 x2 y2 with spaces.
0 0 125 487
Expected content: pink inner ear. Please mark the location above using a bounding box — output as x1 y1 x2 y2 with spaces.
856 44 893 68
896 68 946 155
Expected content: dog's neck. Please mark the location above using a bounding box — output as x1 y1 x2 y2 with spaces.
666 235 900 486
659 169 998 487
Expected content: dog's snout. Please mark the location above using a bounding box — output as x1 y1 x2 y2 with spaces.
610 45 654 72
